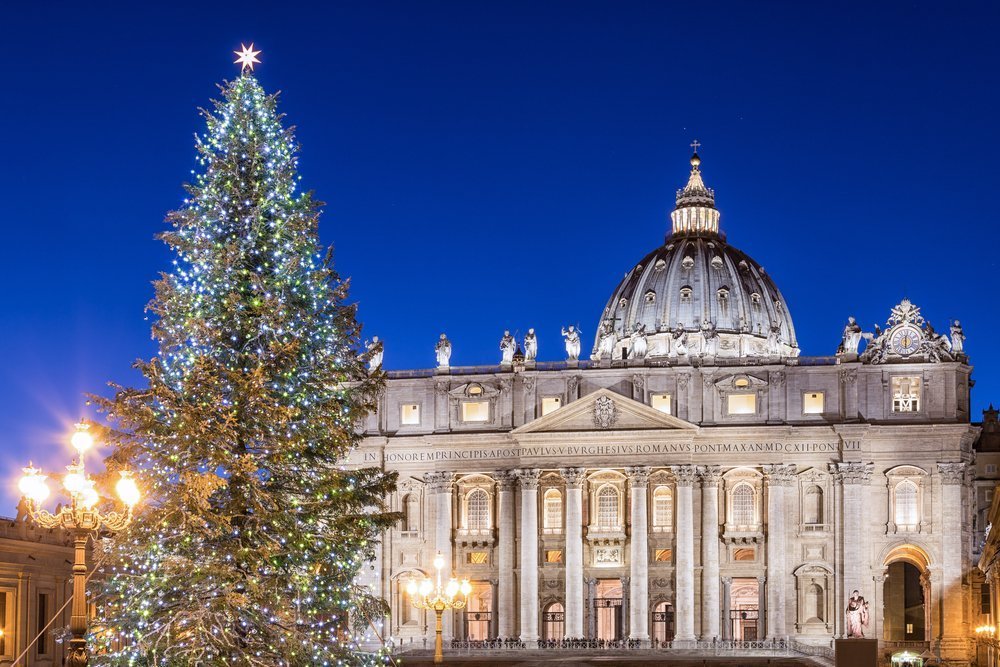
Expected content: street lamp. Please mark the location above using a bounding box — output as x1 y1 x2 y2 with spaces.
18 422 140 667
406 552 471 664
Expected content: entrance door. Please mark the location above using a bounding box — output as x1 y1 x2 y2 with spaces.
883 562 926 641
543 602 565 641
652 601 675 644
463 582 493 641
594 579 623 641
730 577 759 640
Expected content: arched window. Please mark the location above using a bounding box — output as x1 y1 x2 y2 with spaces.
403 493 420 532
544 489 563 531
596 485 621 530
806 583 825 622
731 483 755 527
894 480 919 527
466 488 490 531
803 485 823 525
653 486 673 529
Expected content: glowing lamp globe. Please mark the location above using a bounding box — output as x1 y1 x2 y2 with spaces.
445 579 459 598
19 467 50 504
63 464 87 495
70 423 94 454
419 579 433 597
406 579 418 597
79 481 100 509
433 552 444 571
116 471 140 507
460 580 472 597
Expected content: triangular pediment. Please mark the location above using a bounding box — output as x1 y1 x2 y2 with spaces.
513 387 698 434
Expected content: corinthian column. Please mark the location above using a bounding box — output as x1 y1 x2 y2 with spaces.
626 466 650 643
698 465 722 639
424 471 454 639
762 463 795 639
561 467 586 638
517 468 541 646
671 465 698 642
497 471 517 638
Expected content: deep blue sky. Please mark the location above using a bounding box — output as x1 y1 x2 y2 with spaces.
2 2 998 511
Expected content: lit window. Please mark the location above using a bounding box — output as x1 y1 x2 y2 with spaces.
892 376 921 413
654 548 672 562
462 401 490 422
650 394 672 414
803 392 825 415
731 483 755 526
400 404 420 425
653 486 673 529
466 551 488 564
542 397 562 416
727 394 756 415
544 489 562 531
894 480 919 528
545 550 563 563
466 489 490 531
468 384 483 396
596 485 620 530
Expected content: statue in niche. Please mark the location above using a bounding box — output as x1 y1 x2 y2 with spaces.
767 324 781 356
561 325 582 361
845 590 869 638
366 336 383 370
671 323 688 357
596 319 617 359
627 323 647 360
701 319 719 356
523 328 538 361
951 320 966 354
435 333 452 367
499 330 517 364
838 316 863 355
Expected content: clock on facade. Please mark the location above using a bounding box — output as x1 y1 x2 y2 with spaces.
890 324 922 356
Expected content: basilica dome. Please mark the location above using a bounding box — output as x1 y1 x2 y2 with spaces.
592 151 799 362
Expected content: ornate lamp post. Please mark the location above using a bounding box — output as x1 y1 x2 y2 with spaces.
18 423 140 667
406 552 471 664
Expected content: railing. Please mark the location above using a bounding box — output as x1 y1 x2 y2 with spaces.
789 638 835 659
443 637 794 653
880 639 930 652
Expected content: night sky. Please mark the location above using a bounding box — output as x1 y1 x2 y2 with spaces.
2 2 998 512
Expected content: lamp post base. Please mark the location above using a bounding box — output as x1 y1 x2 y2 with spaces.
434 608 444 664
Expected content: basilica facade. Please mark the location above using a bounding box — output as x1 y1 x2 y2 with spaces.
353 152 982 665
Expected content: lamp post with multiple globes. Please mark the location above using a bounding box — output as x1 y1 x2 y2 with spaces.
18 423 140 667
407 551 471 664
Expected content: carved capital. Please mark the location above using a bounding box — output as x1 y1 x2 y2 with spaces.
560 467 586 489
829 462 874 484
671 465 699 487
676 373 690 391
697 465 722 487
762 463 797 486
625 466 650 488
839 368 858 384
632 374 645 390
496 470 518 492
498 378 512 393
523 376 536 392
567 376 581 393
769 371 786 387
516 468 541 490
423 471 453 493
937 462 967 485
435 380 451 395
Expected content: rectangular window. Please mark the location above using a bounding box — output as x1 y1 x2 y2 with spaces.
400 404 420 425
654 548 672 562
36 593 50 656
541 397 562 416
987 464 997 475
466 551 488 565
803 392 824 414
892 376 921 413
650 393 672 414
727 393 756 415
0 590 11 659
462 401 490 422
988 489 994 503
545 550 563 563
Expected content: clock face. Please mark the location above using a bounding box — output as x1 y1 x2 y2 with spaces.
890 325 922 356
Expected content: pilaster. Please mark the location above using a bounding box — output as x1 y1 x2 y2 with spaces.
517 468 541 646
561 467 586 638
698 465 722 639
626 466 650 643
671 464 698 642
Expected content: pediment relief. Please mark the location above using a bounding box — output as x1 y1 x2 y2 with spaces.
712 373 768 395
447 382 500 403
513 388 698 434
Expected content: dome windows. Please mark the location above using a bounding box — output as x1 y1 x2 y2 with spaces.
711 255 724 269
717 287 730 318
681 255 695 270
644 290 656 304
654 259 667 271
618 297 628 309
679 286 693 304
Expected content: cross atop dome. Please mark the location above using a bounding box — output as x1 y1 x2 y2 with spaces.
670 145 720 237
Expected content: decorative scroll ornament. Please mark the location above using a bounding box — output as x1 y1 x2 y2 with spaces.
560 467 586 488
592 395 620 429
859 299 956 364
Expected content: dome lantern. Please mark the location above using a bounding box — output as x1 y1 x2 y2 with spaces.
670 142 720 237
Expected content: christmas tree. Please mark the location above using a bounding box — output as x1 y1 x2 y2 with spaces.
91 50 398 666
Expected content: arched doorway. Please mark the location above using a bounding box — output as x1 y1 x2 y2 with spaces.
882 544 931 642
652 601 674 645
543 602 565 641
463 582 494 641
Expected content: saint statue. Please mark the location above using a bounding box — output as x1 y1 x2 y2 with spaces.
767 324 782 356
562 325 582 361
435 333 452 368
523 328 538 361
671 323 688 357
838 316 863 355
627 323 647 360
596 320 617 359
367 336 383 371
701 319 719 356
845 590 869 638
499 330 517 364
951 320 966 354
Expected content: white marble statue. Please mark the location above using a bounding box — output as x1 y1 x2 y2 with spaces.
767 324 781 356
523 328 538 361
671 323 688 357
367 335 383 370
435 333 452 367
845 590 869 638
597 320 617 359
499 330 517 364
839 316 863 355
627 323 647 360
562 325 581 361
701 319 719 356
951 320 965 354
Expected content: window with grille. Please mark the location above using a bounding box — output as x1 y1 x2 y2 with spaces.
803 485 824 525
894 480 919 528
653 486 673 529
596 485 620 530
466 489 490 531
892 376 921 413
731 483 755 527
544 489 562 530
